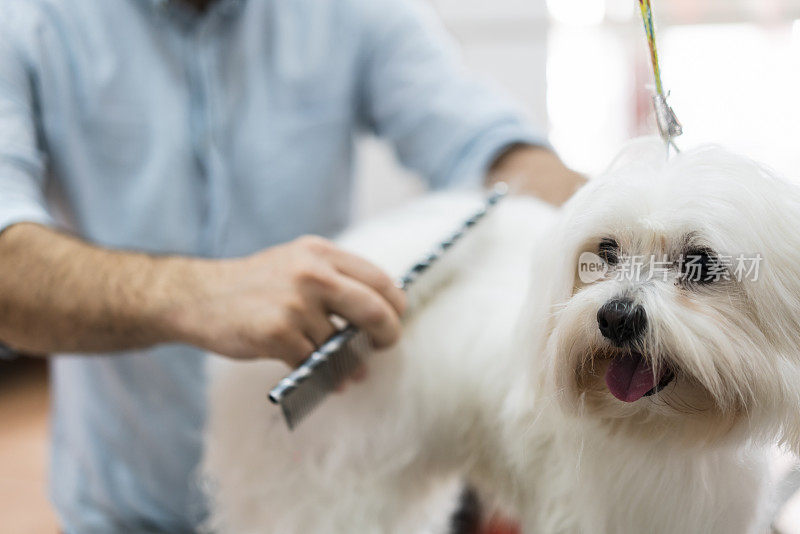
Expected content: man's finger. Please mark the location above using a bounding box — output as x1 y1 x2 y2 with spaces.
325 248 407 316
321 275 402 349
260 328 316 367
298 312 337 348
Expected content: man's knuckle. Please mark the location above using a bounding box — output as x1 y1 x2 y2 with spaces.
293 264 318 284
297 235 331 254
267 316 294 342
361 302 389 327
296 266 335 290
381 276 399 297
280 298 306 320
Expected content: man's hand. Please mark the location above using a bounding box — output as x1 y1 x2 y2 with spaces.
488 144 586 205
169 236 406 366
0 224 405 367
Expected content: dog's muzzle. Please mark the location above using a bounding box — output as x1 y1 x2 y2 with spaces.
597 298 647 346
596 300 675 402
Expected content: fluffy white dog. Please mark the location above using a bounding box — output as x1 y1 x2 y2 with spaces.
202 139 800 533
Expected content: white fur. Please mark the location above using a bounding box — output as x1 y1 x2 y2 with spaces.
202 139 800 533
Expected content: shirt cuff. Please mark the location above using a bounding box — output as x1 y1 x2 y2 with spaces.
430 120 548 191
0 202 54 236
0 160 56 235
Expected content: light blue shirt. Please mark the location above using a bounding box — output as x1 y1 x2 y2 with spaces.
0 0 542 531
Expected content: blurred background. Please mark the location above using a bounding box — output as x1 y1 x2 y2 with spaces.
355 0 800 219
3 0 800 532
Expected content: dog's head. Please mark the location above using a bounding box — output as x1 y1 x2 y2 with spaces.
531 139 800 448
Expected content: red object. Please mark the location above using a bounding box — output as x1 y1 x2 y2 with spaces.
483 516 522 534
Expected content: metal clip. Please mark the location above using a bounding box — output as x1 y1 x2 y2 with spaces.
652 92 683 144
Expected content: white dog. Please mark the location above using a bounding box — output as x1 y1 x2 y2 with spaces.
202 139 800 533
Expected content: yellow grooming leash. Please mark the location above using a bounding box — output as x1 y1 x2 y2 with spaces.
638 0 683 153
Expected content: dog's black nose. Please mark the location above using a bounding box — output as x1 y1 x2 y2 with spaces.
597 299 647 345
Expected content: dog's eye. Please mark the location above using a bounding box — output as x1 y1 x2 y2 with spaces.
598 238 619 265
679 248 721 284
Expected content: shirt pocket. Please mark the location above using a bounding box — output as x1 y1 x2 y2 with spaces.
258 90 353 156
81 104 151 174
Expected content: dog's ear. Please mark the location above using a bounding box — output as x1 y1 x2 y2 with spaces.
736 158 800 318
722 157 800 454
760 207 800 455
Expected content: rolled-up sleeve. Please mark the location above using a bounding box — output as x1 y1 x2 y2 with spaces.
0 25 53 234
356 0 546 190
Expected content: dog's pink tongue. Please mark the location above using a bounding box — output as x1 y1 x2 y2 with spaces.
604 353 660 403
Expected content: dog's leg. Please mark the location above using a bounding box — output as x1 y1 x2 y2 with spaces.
203 356 465 533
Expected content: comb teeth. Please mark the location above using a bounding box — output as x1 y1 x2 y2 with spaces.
269 328 369 429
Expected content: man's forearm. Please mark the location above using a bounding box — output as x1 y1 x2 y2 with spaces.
0 223 407 365
488 144 586 205
0 223 193 355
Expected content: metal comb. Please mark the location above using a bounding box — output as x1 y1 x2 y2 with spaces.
268 183 509 430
